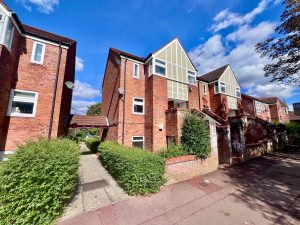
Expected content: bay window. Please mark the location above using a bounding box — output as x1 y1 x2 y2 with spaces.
154 59 166 76
187 70 196 84
220 82 226 93
236 87 241 97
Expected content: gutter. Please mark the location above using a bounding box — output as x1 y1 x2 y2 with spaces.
48 44 62 139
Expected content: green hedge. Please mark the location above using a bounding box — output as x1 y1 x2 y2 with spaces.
99 141 165 195
157 145 189 159
85 138 101 153
0 139 80 225
181 112 211 159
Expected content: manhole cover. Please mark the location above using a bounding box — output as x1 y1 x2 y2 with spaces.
83 179 108 192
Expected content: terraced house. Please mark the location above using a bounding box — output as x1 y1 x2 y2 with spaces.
0 2 76 153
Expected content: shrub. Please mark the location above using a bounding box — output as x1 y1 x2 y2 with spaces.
286 122 300 145
0 139 80 225
85 137 101 153
99 141 165 195
180 112 211 159
67 128 100 143
157 145 189 159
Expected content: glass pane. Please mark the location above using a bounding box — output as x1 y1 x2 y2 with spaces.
155 65 166 75
188 76 196 84
14 91 35 98
155 59 165 65
134 105 143 113
34 44 43 62
4 19 13 48
220 86 226 93
132 141 143 149
134 64 139 77
11 101 34 114
133 136 143 141
134 98 143 103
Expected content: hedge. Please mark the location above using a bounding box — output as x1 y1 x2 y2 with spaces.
85 137 101 153
181 112 211 159
99 141 165 195
157 145 189 159
0 139 80 225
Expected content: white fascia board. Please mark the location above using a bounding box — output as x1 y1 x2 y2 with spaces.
23 34 69 49
120 55 144 64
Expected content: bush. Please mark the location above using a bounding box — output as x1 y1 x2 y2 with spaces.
67 128 100 143
157 145 189 159
99 141 165 195
180 112 211 159
286 122 300 145
0 139 80 225
85 137 101 153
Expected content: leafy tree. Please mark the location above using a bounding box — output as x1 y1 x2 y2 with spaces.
256 0 300 84
86 103 102 115
180 112 211 159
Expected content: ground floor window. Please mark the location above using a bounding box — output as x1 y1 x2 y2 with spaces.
167 136 176 148
7 89 38 117
132 136 144 149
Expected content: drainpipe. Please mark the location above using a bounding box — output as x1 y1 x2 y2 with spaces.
121 58 128 144
48 44 62 139
197 81 201 110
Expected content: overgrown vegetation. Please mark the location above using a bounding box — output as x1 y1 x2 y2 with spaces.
86 137 101 153
180 112 211 159
0 139 80 225
99 141 165 195
286 122 300 145
157 145 189 159
67 128 99 143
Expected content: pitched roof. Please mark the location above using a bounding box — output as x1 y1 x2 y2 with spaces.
197 65 229 82
70 115 108 128
241 94 269 104
110 47 145 62
288 111 300 121
259 97 288 107
22 24 75 46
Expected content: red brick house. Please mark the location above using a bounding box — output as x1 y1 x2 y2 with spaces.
259 97 290 124
0 2 76 152
101 38 219 152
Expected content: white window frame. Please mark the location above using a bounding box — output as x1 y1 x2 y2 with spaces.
236 87 241 98
203 83 207 94
255 101 261 114
7 89 39 117
0 12 4 40
187 70 196 84
133 63 139 79
154 58 166 76
131 136 144 149
132 97 144 115
3 18 14 51
214 82 219 94
284 107 288 114
220 82 226 94
31 41 46 64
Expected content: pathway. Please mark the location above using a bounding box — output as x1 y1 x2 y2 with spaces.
59 142 128 222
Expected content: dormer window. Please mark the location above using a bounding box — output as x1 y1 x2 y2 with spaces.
31 42 45 64
187 70 196 84
154 59 166 76
220 82 226 93
236 87 241 97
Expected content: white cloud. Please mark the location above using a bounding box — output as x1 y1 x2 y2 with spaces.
73 80 101 99
211 0 270 32
17 0 59 14
189 4 298 100
71 100 96 115
75 56 84 72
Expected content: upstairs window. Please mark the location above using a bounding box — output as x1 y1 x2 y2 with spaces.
187 70 196 84
236 87 241 97
214 82 219 94
265 104 269 112
7 89 38 117
220 82 226 93
0 13 4 37
31 42 45 64
284 107 288 114
133 97 144 115
255 101 261 114
203 83 207 94
133 63 139 78
154 59 166 76
4 19 14 50
132 136 144 149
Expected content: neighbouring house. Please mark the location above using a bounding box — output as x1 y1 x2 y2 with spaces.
289 103 300 123
259 97 290 124
241 94 271 122
0 2 76 152
293 103 300 116
69 115 109 129
101 38 219 150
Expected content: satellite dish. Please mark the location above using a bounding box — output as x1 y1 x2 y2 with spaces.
115 56 121 65
118 88 124 95
65 81 75 90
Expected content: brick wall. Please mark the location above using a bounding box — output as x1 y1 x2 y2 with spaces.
0 35 75 150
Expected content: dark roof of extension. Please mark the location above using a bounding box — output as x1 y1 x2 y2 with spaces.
289 111 300 121
22 24 75 46
241 94 269 104
70 115 108 128
197 65 229 82
259 97 288 107
110 48 145 62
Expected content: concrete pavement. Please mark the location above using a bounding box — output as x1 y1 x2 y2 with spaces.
58 150 300 225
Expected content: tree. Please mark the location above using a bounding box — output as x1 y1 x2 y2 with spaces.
86 103 102 115
256 0 300 84
180 112 211 159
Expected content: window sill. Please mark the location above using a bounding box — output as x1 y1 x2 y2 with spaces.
30 61 44 66
7 114 36 118
133 112 144 115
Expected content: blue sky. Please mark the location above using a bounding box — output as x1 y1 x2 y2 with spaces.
6 0 299 113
